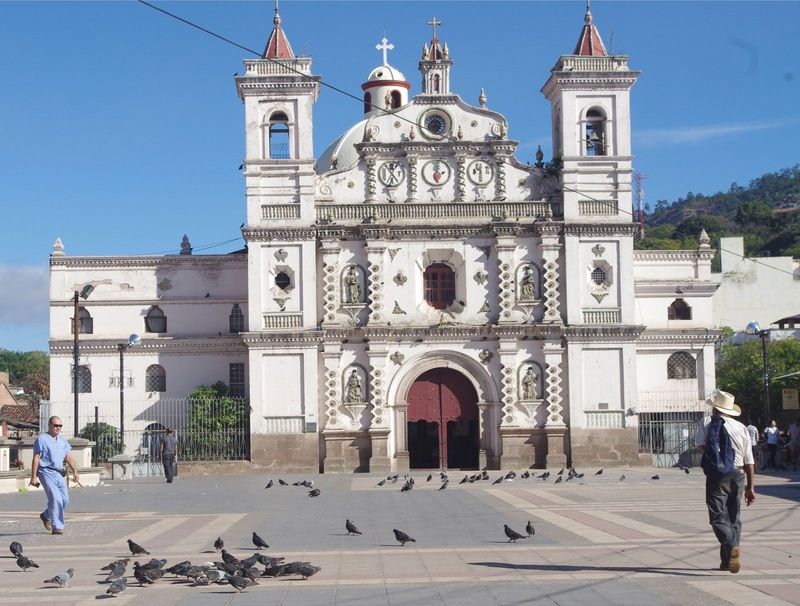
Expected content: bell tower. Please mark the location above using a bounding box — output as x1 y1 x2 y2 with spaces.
419 17 452 95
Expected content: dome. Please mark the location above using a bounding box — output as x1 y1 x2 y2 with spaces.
366 64 407 83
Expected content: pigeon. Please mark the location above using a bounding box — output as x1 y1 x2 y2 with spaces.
426 474 433 482
566 470 575 482
104 561 127 582
215 561 241 575
164 561 191 577
241 555 260 568
264 479 273 489
440 470 448 480
525 520 535 536
459 475 468 485
278 479 288 486
127 539 150 556
468 475 476 483
16 556 39 572
204 569 227 583
44 568 75 588
539 471 550 480
554 475 563 484
481 470 490 480
106 576 127 597
390 474 399 483
221 549 242 566
9 541 23 558
400 481 412 493
345 519 362 535
292 480 304 486
266 561 313 577
308 488 321 497
296 562 321 579
409 476 415 486
393 529 416 546
652 474 660 480
214 536 224 552
184 565 211 580
141 558 167 570
376 479 386 487
241 566 261 582
521 470 530 479
576 472 585 478
492 476 503 485
595 468 604 475
133 561 163 586
252 532 269 550
619 474 626 482
505 471 517 480
255 554 285 567
101 558 129 572
226 573 253 592
504 524 526 543
438 479 449 490
557 467 565 476
681 466 690 474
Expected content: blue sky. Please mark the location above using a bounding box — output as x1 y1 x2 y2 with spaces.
1 0 797 352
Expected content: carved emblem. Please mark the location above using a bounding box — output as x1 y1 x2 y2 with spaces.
390 351 405 365
393 272 407 286
392 301 407 315
421 160 451 186
592 292 607 303
479 300 490 313
592 244 606 257
273 297 288 311
388 248 400 261
479 349 493 364
274 248 288 262
473 270 488 285
378 161 405 187
467 160 494 186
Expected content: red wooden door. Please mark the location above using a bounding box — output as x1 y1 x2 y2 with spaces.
407 368 478 469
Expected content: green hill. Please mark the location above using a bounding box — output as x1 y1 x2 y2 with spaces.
637 165 800 258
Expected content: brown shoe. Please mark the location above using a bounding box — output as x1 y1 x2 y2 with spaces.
40 512 52 532
51 528 64 535
729 546 741 573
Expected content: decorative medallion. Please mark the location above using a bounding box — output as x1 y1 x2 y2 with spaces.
274 248 288 262
394 121 401 128
393 272 407 286
592 243 606 257
390 351 405 366
591 292 607 303
419 109 452 139
388 248 400 261
473 270 488 285
421 160 451 186
392 301 407 315
273 297 288 311
479 300 490 313
347 180 355 189
479 349 493 364
467 159 494 186
378 161 405 187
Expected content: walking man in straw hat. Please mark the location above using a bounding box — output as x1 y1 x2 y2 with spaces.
695 391 756 573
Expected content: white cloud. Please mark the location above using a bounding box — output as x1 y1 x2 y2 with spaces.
0 263 49 325
636 121 786 147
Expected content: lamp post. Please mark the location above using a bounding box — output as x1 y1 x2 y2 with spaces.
745 321 770 426
72 284 95 437
117 334 141 453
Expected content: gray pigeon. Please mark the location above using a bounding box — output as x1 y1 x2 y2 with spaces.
595 468 604 475
221 549 242 566
101 558 129 571
226 573 253 592
526 520 535 536
252 531 269 550
393 529 415 546
296 562 321 579
106 576 127 597
376 479 386 486
104 560 127 582
214 536 224 552
619 474 626 482
308 488 321 497
9 541 23 558
16 556 39 572
241 555 260 568
255 554 285 567
345 519 362 535
264 479 273 489
554 475 563 484
492 476 503 485
681 466 690 474
141 558 167 571
164 561 191 577
133 561 163 586
127 539 149 556
400 481 412 493
438 479 449 490
459 475 468 484
44 568 75 588
426 474 433 482
504 524 526 543
278 478 288 486
652 474 660 480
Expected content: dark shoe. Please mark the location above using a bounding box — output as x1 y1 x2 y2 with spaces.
719 562 728 571
729 546 741 573
51 528 64 535
40 512 52 532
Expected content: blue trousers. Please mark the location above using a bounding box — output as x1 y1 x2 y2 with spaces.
706 469 744 566
38 468 69 530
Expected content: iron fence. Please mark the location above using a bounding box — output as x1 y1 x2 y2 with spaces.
637 391 707 468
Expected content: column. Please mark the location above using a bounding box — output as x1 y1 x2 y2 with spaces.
496 235 517 324
540 227 563 324
393 401 410 472
366 243 387 324
320 240 341 326
367 341 391 471
543 339 567 467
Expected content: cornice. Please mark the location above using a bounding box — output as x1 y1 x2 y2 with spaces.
637 328 722 346
563 325 645 342
564 224 638 237
242 228 317 242
49 336 247 355
50 255 247 269
634 250 716 262
51 298 248 308
635 282 719 296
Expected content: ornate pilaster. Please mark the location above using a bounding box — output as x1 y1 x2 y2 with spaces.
393 402 410 472
456 155 466 202
320 240 341 326
540 228 562 324
367 343 391 471
407 157 418 203
366 158 377 203
498 341 519 427
495 156 507 201
366 244 387 324
322 342 343 430
496 236 517 324
543 340 565 427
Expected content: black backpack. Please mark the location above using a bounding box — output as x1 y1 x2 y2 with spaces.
701 415 736 478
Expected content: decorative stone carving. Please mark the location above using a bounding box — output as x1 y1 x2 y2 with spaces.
478 88 487 108
388 248 400 261
366 247 386 323
273 297 288 311
473 270 488 285
366 158 377 202
393 272 407 286
478 349 493 364
180 234 192 256
699 228 711 248
520 365 537 400
456 156 466 201
592 292 607 303
545 359 564 425
323 367 339 428
342 266 363 304
390 351 405 365
368 365 386 427
274 248 288 262
378 161 405 188
500 365 515 425
407 157 418 202
477 245 491 259
421 160 451 186
344 369 363 404
51 237 65 256
479 299 490 313
592 243 606 257
495 158 506 200
543 260 560 323
518 264 536 301
392 301 407 315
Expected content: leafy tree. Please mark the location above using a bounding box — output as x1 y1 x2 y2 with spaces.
0 350 49 386
78 421 120 463
183 382 249 461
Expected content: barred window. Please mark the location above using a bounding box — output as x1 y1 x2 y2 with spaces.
71 365 92 393
229 363 246 398
145 364 166 392
145 306 167 333
229 303 245 333
269 112 290 159
424 263 455 310
668 298 692 321
70 307 93 334
591 267 607 285
667 352 697 379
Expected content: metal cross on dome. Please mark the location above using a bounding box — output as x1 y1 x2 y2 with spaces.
376 36 394 66
427 17 442 42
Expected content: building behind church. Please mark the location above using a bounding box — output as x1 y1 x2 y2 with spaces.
48 5 719 471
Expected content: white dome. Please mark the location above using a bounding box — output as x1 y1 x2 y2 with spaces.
366 63 406 83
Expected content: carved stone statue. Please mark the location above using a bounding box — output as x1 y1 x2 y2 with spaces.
344 266 361 304
344 369 363 403
521 366 537 400
519 265 535 301
384 91 392 110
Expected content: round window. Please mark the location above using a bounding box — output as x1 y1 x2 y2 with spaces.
425 113 447 136
419 109 451 139
275 272 291 290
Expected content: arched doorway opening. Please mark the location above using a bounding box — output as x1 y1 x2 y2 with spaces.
407 368 479 469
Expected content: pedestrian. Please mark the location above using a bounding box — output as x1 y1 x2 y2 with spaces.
28 416 80 535
744 417 760 469
764 419 780 469
159 428 178 483
696 391 755 573
789 417 800 471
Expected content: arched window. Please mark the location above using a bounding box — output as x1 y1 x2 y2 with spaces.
432 74 440 93
145 306 167 333
229 303 245 333
391 90 402 109
71 365 92 393
145 364 166 392
667 352 697 379
363 91 372 114
424 263 455 309
668 298 692 321
268 112 290 159
71 307 93 334
584 108 606 156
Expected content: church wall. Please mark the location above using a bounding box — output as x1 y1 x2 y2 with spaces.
635 296 713 329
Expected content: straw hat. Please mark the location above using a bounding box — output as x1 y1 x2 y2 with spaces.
705 390 741 417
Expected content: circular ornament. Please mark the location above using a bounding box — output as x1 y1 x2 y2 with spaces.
419 109 452 140
467 159 494 186
378 161 405 187
421 160 452 186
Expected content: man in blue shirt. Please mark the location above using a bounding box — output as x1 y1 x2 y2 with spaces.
29 416 79 535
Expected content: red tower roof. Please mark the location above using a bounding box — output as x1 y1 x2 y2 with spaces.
573 2 608 57
262 5 294 60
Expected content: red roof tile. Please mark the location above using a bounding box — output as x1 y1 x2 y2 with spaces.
262 9 294 60
573 4 608 57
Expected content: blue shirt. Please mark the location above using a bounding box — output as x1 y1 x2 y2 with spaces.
33 433 72 471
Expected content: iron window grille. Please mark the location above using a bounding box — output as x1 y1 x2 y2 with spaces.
145 364 167 392
424 263 456 310
667 352 697 379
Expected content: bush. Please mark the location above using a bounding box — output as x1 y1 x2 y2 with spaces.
78 422 120 463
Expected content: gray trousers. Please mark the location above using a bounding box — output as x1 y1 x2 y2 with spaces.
705 469 744 565
162 455 176 482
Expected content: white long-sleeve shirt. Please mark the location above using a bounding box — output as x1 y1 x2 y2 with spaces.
695 415 755 468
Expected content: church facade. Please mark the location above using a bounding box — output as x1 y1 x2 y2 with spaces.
48 6 719 471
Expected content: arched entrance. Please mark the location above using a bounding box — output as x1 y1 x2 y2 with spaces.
407 368 479 469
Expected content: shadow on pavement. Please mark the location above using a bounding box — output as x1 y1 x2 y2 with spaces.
469 561 711 577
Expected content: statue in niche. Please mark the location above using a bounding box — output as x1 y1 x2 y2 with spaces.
519 265 536 301
344 369 363 403
521 366 537 400
344 267 361 304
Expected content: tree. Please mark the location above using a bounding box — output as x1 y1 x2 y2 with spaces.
183 382 249 461
0 350 49 386
78 422 120 463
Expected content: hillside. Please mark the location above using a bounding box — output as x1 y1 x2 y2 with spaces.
636 165 800 257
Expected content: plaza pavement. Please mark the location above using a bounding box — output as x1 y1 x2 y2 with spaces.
0 467 798 606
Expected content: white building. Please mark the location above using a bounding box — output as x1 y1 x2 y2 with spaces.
49 5 719 471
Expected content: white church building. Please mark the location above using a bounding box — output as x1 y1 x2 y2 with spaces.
48 5 719 472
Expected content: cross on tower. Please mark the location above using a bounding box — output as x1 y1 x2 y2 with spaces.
427 17 442 42
376 36 394 66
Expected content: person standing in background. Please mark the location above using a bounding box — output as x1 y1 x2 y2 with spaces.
159 428 178 483
764 420 780 469
745 417 760 469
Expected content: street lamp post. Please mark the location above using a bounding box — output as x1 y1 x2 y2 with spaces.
117 334 141 452
745 321 770 425
72 284 95 437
